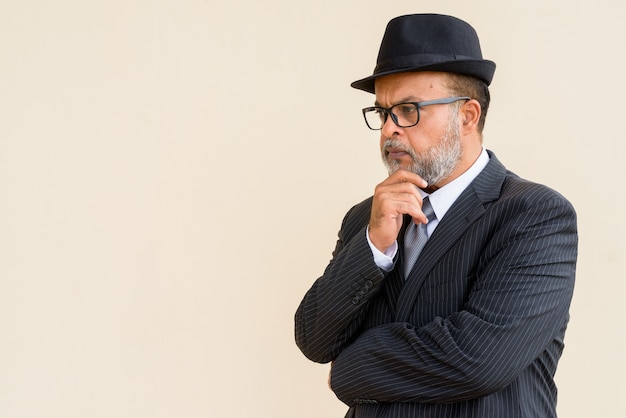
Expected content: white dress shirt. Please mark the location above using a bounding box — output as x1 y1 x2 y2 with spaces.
367 148 490 271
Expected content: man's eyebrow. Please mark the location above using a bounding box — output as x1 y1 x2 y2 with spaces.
374 96 420 107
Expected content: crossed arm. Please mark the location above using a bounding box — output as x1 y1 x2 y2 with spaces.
295 193 577 406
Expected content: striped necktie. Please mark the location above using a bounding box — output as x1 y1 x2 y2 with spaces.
403 197 436 277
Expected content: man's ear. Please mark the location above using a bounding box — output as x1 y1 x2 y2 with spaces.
461 99 481 134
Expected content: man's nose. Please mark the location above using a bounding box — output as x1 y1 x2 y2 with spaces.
381 113 402 138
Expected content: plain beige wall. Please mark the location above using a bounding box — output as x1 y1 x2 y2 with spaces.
0 1 623 417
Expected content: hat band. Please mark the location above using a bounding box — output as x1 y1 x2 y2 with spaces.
374 53 478 74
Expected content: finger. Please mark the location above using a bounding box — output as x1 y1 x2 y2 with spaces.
374 191 428 226
388 169 428 189
411 211 429 225
381 186 428 224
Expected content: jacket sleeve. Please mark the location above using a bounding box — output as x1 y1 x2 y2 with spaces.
329 193 578 405
295 200 387 363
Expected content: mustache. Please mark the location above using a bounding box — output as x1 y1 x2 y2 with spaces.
383 139 415 156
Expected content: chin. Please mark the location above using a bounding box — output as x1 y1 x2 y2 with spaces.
384 159 402 174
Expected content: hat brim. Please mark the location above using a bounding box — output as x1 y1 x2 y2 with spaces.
351 59 496 94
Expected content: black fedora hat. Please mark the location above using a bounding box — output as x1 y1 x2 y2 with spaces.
351 14 496 93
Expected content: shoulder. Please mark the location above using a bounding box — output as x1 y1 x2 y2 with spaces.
500 170 576 217
478 169 578 242
481 150 576 216
328 196 374 259
340 196 373 236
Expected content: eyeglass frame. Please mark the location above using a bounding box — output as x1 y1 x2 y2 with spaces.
361 96 471 130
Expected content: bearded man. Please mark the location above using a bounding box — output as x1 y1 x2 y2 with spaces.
295 14 577 418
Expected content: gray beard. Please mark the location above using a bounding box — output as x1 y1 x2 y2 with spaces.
382 119 462 186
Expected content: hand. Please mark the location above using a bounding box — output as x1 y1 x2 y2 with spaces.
368 169 429 253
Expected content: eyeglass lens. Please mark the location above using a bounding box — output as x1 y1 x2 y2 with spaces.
364 103 420 130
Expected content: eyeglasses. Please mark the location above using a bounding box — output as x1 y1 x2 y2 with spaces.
361 96 470 130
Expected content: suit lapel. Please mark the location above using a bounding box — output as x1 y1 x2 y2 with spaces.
394 151 506 322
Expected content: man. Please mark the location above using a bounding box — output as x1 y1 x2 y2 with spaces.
294 14 577 418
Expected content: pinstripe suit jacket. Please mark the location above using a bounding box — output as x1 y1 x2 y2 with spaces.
295 151 578 418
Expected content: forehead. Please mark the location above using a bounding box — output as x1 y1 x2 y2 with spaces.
374 72 450 104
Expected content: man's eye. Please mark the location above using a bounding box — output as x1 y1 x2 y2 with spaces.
398 105 416 115
374 109 386 121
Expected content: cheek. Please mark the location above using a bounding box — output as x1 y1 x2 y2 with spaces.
407 121 446 152
406 131 434 153
379 135 387 150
